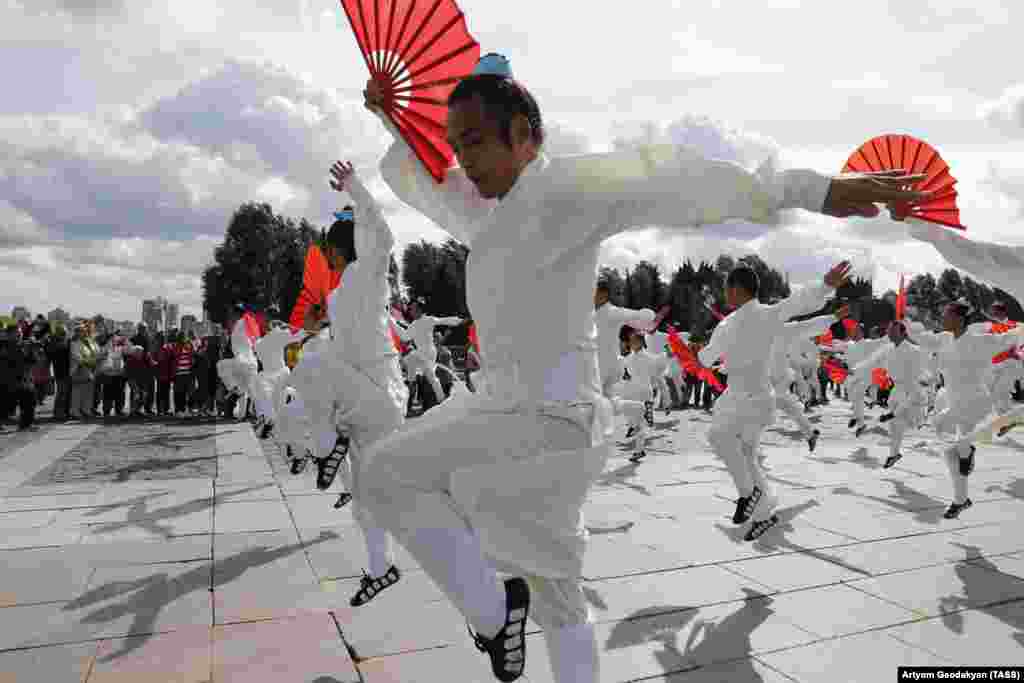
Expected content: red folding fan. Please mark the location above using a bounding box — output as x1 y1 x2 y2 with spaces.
289 245 342 331
895 274 906 321
842 134 966 230
339 0 481 183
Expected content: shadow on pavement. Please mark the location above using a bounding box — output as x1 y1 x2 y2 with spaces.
83 484 276 539
64 530 338 662
605 588 775 680
938 544 1024 650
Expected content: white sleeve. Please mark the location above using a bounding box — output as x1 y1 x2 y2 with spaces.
376 113 493 247
345 174 395 275
908 221 1024 301
766 284 832 323
543 145 832 246
607 305 657 327
699 320 734 366
782 314 834 341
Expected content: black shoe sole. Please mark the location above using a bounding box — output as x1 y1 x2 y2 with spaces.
883 454 903 469
943 499 972 519
334 492 353 509
629 451 646 463
732 486 762 525
744 514 779 541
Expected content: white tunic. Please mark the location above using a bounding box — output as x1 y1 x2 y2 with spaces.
378 115 831 414
698 285 830 395
620 349 660 402
230 318 257 367
770 315 834 385
373 113 833 579
254 328 302 375
399 315 463 363
594 303 655 388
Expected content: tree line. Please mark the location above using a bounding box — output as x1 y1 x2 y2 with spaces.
201 203 1024 340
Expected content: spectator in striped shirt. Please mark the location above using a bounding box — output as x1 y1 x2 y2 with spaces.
173 332 195 418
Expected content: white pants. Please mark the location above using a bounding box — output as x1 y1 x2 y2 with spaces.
253 367 289 423
886 387 926 459
772 378 812 437
404 350 445 406
290 351 408 579
934 392 993 504
277 388 312 457
217 357 258 396
707 388 777 521
359 388 607 681
990 363 1023 414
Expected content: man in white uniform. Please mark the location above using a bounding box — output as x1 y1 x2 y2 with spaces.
358 57 926 683
252 321 304 439
698 263 849 541
289 162 409 606
769 315 835 451
217 305 259 419
396 297 464 409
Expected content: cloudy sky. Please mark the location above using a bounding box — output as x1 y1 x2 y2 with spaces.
2 0 1024 321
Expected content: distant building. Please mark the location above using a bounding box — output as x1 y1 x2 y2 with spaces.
12 306 29 322
165 303 180 332
142 297 166 332
47 307 70 324
180 314 198 336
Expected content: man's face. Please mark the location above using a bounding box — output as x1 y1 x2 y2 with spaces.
725 286 744 309
851 326 864 342
447 95 532 199
594 289 609 307
942 306 960 332
837 304 850 319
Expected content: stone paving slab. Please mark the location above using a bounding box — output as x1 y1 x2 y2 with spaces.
4 399 1024 681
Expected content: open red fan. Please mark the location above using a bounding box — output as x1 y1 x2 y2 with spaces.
339 0 481 183
289 245 342 331
666 326 724 392
842 134 966 230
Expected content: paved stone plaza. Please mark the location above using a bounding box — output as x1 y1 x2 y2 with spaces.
2 398 1024 682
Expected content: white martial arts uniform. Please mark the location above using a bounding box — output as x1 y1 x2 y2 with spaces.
594 303 655 395
360 110 833 682
873 339 931 462
932 329 1020 504
839 337 889 426
289 174 408 580
700 283 831 526
217 318 259 407
277 329 331 459
397 314 462 406
982 320 1024 414
253 327 304 424
647 332 673 409
617 348 660 445
770 316 833 439
790 336 821 403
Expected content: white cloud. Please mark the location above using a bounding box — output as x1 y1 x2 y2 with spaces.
981 84 1024 137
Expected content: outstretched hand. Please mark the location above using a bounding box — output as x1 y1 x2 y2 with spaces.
823 169 930 218
824 261 852 289
329 161 355 193
363 78 386 113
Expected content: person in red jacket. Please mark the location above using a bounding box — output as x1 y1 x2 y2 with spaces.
154 332 176 416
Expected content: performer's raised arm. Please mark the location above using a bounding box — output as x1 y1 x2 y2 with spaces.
366 82 492 247
765 261 851 323
329 160 394 277
782 314 835 343
905 220 1024 302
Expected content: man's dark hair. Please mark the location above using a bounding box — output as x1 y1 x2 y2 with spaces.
726 266 760 298
448 75 545 147
326 205 357 263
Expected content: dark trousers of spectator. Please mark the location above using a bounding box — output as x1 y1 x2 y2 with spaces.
139 375 155 413
101 375 126 416
684 376 702 407
817 369 830 404
174 373 193 414
156 380 172 415
1 385 36 429
54 378 72 420
194 372 212 413
665 377 682 408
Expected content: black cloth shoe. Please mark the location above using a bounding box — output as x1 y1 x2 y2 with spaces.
883 453 903 469
808 429 820 453
469 577 530 682
350 565 400 606
643 402 654 428
879 412 895 423
334 492 353 509
625 426 636 440
848 418 857 429
855 422 867 438
316 436 349 490
744 514 779 541
733 486 762 525
943 498 972 519
259 421 274 440
629 450 647 463
959 446 976 477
